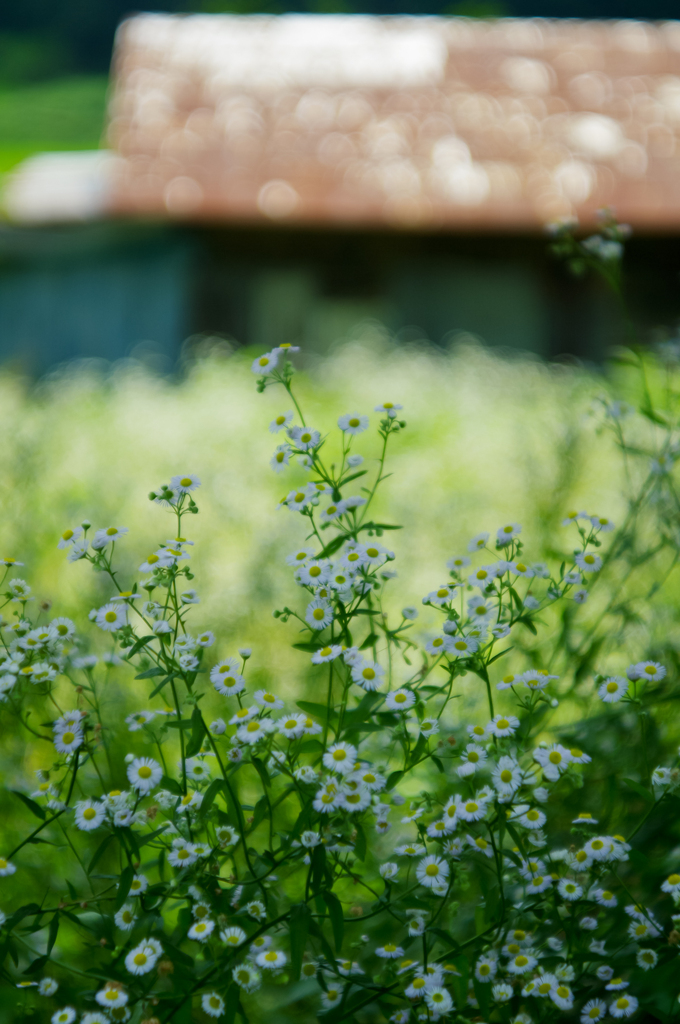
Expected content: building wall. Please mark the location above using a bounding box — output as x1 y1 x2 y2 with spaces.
0 223 194 374
1 220 672 373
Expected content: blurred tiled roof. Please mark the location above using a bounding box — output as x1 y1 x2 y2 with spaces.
106 13 680 230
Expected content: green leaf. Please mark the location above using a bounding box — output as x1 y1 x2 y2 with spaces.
139 825 171 848
623 778 655 804
292 642 324 653
134 666 164 679
289 902 311 979
185 705 206 758
250 795 270 832
224 985 239 1024
198 778 225 820
11 790 45 820
517 615 538 635
359 632 379 650
431 754 445 773
115 866 134 910
23 953 50 975
428 926 460 952
251 757 271 789
6 903 42 930
339 470 367 486
297 701 336 722
323 890 344 952
319 535 345 559
473 975 492 1018
386 770 404 791
126 635 156 658
161 775 182 795
47 913 60 954
311 845 326 891
149 675 173 699
88 833 114 874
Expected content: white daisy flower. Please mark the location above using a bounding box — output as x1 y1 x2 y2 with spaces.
416 855 449 888
323 742 357 775
202 992 225 1017
256 949 287 969
270 410 294 433
51 1010 76 1024
574 551 601 573
232 963 261 991
598 676 628 702
127 757 162 794
488 714 520 738
125 943 159 975
253 689 284 710
305 598 333 631
251 350 280 375
374 401 402 418
114 905 136 931
92 526 129 550
338 412 369 434
188 920 214 942
95 603 127 632
74 800 106 831
497 522 521 545
609 996 638 1018
384 689 416 712
350 660 385 690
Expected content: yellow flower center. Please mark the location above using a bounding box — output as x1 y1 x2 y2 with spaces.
333 749 347 761
516 563 527 572
497 718 509 729
362 667 376 679
62 732 75 743
62 529 74 540
668 874 680 885
105 611 118 623
84 807 96 820
313 608 325 620
134 953 147 966
246 722 260 732
500 769 512 783
425 864 439 877
138 766 152 779
515 955 528 966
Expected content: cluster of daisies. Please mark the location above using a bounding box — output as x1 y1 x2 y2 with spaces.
0 606 79 704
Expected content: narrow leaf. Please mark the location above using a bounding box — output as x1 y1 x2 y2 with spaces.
289 902 311 979
323 890 344 952
623 778 654 805
126 635 156 658
11 790 46 820
47 913 60 954
134 666 164 679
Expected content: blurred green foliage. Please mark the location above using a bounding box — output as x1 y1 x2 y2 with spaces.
0 76 108 173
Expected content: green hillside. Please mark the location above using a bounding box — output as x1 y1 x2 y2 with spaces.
0 75 109 173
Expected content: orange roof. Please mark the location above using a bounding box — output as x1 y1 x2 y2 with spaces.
106 13 680 230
